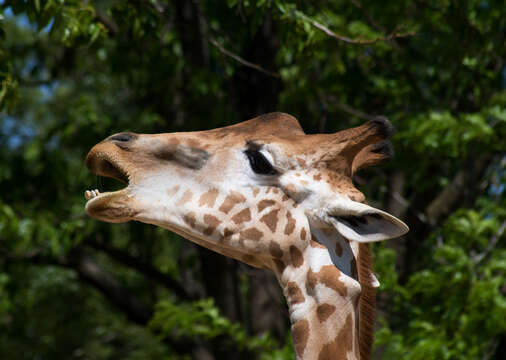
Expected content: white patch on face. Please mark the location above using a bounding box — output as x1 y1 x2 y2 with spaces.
127 165 208 222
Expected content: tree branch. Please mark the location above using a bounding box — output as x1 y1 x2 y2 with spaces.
95 10 119 35
426 154 493 226
209 38 280 78
134 0 282 79
307 17 415 45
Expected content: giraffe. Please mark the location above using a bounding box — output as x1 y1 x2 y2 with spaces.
84 112 408 360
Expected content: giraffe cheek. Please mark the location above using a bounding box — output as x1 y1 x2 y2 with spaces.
279 174 311 202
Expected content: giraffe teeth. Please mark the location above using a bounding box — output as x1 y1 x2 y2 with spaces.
84 189 101 201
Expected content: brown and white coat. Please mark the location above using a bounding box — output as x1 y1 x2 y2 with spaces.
85 112 408 360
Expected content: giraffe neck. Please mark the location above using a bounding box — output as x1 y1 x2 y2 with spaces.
276 229 361 360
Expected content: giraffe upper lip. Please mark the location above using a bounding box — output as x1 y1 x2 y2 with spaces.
96 159 129 184
86 151 130 185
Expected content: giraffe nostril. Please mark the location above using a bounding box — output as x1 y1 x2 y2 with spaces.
109 132 137 142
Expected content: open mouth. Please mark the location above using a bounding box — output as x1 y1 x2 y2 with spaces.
84 151 137 222
84 188 102 201
84 157 130 201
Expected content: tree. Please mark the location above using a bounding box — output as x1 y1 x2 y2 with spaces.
0 1 504 359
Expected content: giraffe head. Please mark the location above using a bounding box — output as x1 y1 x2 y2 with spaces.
85 112 409 359
86 113 407 253
85 113 407 269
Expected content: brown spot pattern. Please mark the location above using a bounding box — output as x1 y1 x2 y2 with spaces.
318 314 353 360
292 319 309 358
307 265 347 296
219 191 246 214
177 189 193 206
289 246 304 267
316 304 336 323
285 184 297 194
286 282 305 305
198 189 219 208
240 227 263 241
183 211 196 228
273 259 286 273
223 228 234 239
269 241 283 258
203 214 221 236
260 209 280 233
252 187 260 197
300 228 307 241
313 173 322 181
257 199 276 212
232 208 251 224
284 212 296 235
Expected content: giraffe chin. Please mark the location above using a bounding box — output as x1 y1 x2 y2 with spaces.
85 188 138 223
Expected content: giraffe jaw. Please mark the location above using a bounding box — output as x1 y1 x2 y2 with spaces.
84 187 139 223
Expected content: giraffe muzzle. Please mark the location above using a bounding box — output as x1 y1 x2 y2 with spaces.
84 136 138 223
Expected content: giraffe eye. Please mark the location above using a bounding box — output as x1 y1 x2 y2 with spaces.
244 150 278 175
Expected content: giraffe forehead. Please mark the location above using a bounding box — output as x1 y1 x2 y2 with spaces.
161 128 351 178
145 131 364 204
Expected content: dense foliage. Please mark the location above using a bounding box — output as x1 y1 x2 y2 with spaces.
1 1 504 359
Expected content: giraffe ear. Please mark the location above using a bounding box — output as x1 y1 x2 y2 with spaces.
325 201 409 243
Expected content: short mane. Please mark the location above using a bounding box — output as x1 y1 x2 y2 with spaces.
358 243 376 360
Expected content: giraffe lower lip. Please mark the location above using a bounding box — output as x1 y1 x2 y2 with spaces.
85 188 135 223
85 189 119 205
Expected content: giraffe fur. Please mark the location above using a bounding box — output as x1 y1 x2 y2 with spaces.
84 112 408 359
